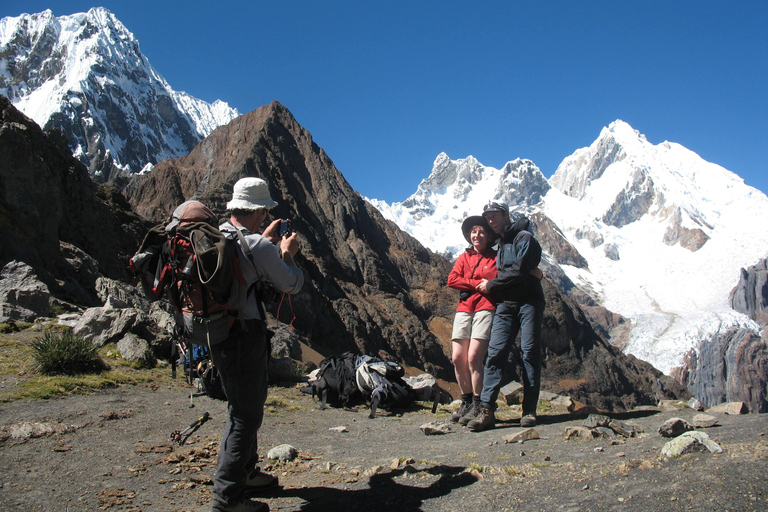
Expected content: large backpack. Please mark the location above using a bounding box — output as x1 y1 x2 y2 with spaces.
308 352 363 410
355 355 413 418
129 201 254 347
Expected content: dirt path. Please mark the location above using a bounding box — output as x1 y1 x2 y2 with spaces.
1 382 766 512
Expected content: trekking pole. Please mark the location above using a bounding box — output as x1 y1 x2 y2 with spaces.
187 341 195 408
170 411 211 446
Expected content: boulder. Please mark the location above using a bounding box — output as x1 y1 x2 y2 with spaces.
658 417 694 438
0 261 50 321
707 401 749 415
117 333 154 366
660 431 723 457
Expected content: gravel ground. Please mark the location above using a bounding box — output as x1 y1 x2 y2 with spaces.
1 381 766 512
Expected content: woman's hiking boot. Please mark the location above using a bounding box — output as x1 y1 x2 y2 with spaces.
467 405 495 432
520 414 537 427
450 400 471 423
458 401 478 426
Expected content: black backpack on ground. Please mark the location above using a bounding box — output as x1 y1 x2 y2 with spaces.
306 352 363 409
355 355 413 418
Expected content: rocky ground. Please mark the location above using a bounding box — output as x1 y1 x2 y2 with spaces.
1 377 766 512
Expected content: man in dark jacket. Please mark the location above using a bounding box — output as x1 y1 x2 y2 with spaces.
468 201 545 431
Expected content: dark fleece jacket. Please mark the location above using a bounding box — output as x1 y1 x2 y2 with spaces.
485 216 544 303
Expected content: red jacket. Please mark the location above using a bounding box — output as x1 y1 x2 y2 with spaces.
447 248 498 313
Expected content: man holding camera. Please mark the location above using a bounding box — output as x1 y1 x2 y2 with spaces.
213 177 304 512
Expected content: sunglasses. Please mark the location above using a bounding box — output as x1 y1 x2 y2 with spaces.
483 201 508 213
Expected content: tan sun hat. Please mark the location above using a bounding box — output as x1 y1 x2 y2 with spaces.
226 177 277 211
461 215 497 244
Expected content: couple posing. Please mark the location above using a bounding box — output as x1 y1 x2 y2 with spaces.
447 201 544 432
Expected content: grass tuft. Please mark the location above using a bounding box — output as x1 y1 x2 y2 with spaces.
32 330 108 376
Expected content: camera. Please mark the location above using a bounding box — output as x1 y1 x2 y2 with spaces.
459 290 473 300
279 219 292 238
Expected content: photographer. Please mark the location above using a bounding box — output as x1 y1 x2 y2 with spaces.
446 215 498 426
213 177 303 512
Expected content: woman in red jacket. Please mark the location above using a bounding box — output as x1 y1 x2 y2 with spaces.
447 215 498 425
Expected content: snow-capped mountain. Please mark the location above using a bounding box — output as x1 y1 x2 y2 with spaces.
0 8 238 182
369 120 768 378
367 153 550 260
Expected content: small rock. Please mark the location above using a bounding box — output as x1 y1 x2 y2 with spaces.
658 417 694 438
267 444 298 462
419 421 452 435
503 428 539 444
329 426 348 433
582 414 611 429
500 381 524 405
707 402 748 415
609 420 642 438
687 398 705 411
565 426 597 440
692 413 719 428
658 400 688 411
595 427 615 438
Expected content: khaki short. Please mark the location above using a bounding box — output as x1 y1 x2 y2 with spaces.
451 310 495 341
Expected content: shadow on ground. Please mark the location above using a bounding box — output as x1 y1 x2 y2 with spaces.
269 465 479 511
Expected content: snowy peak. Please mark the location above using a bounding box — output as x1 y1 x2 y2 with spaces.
371 153 550 259
0 8 239 182
549 120 758 240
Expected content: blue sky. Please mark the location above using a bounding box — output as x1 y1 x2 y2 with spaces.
3 1 767 202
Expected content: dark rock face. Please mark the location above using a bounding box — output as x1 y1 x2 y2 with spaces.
662 207 710 252
531 212 588 269
602 170 656 228
676 327 768 413
0 94 149 301
730 258 768 324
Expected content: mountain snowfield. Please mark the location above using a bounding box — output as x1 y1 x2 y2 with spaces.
0 8 238 174
369 121 768 374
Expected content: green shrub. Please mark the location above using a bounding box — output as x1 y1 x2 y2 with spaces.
32 330 108 376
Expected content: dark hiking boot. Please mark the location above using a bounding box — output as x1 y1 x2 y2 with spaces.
520 414 537 428
245 467 279 493
458 401 478 426
212 498 269 512
467 405 495 432
450 400 471 423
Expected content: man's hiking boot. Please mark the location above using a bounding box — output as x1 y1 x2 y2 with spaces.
520 414 537 428
458 401 478 426
467 405 495 432
450 401 471 423
212 498 269 512
245 467 279 493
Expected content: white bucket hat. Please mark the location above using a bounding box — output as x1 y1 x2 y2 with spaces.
226 177 277 210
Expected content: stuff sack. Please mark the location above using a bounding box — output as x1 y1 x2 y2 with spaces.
197 358 227 400
307 352 363 409
130 200 249 346
355 355 413 418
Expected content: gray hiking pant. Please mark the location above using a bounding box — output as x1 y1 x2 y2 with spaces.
481 300 544 416
210 319 269 507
